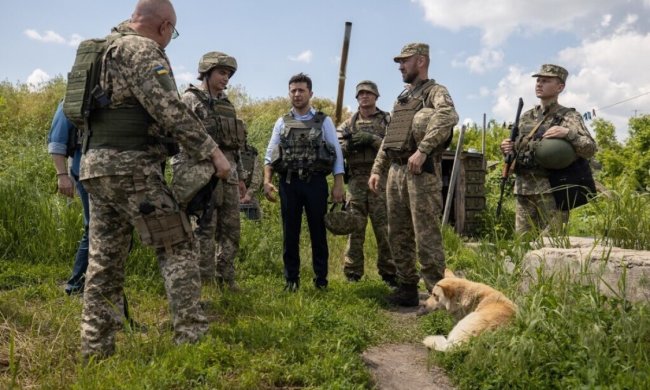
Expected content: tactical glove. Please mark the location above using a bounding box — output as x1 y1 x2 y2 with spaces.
351 131 376 147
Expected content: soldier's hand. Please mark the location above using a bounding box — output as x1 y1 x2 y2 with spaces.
240 189 253 204
544 125 570 139
211 148 231 179
368 174 381 194
351 131 375 147
408 150 426 175
57 174 75 198
500 139 514 155
263 182 278 202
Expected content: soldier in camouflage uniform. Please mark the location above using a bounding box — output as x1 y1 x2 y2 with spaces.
239 141 264 221
500 64 597 234
78 0 230 359
173 51 247 291
369 43 459 306
337 81 397 286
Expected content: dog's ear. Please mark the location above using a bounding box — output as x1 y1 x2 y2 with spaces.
437 279 455 300
444 268 456 278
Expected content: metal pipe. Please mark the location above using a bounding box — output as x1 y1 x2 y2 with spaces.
442 125 467 226
334 22 352 126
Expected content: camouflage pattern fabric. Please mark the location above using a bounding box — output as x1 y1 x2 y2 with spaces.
195 165 241 282
513 100 596 233
515 193 569 234
180 89 243 283
343 174 396 280
82 174 207 358
371 79 458 291
514 101 596 195
240 146 264 220
78 24 218 358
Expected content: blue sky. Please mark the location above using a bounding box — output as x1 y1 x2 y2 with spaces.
2 0 649 140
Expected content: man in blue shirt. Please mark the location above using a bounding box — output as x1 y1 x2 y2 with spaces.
47 101 88 295
263 73 345 291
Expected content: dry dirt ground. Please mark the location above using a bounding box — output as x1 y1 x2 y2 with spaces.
361 299 456 390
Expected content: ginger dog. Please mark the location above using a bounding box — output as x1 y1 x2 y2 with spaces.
418 269 516 351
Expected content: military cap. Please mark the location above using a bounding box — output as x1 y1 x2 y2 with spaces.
393 42 429 62
355 80 380 98
532 64 568 83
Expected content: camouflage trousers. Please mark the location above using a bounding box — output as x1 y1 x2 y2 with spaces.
386 164 445 291
81 173 207 358
344 173 396 279
515 193 569 234
196 179 240 283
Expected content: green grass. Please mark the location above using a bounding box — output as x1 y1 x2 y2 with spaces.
2 80 650 389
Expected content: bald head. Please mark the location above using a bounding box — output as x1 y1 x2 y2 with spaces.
130 0 177 48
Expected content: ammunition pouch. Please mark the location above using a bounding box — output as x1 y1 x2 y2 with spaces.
133 211 192 253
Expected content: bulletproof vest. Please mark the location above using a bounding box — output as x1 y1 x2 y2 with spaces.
186 86 246 150
345 111 388 172
271 111 336 179
240 145 258 187
382 80 437 157
515 106 574 174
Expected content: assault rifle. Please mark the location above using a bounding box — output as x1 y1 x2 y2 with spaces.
496 97 524 218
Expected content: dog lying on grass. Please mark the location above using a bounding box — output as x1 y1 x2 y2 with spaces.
417 269 517 351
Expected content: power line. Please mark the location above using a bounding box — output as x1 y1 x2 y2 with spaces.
596 91 650 112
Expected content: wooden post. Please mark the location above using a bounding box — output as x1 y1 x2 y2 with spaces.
334 22 352 126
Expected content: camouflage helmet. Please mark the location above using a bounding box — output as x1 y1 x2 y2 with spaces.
356 80 380 98
533 138 576 170
324 203 366 236
198 51 237 79
170 157 216 206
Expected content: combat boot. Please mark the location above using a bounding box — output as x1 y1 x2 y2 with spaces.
386 283 419 307
381 274 399 289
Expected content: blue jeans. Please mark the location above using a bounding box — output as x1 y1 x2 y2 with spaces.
65 171 89 294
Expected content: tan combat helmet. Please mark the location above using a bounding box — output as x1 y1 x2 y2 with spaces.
198 51 237 79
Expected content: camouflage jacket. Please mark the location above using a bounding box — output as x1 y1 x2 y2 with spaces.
80 23 216 180
371 79 458 177
179 87 244 185
514 101 597 195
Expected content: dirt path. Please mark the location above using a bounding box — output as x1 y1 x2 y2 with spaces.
361 298 456 390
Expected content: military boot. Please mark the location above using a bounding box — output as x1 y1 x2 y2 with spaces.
386 283 419 307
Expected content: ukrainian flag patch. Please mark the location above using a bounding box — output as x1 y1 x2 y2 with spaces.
154 65 169 75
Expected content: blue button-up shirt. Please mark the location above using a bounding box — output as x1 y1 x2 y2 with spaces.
47 102 82 176
264 107 344 175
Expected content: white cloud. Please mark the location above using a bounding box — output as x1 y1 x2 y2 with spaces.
24 29 83 46
415 0 613 46
26 68 51 91
491 31 650 140
68 34 84 47
453 49 504 74
601 14 612 27
288 50 313 63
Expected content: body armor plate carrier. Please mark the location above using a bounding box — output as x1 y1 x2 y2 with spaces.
271 111 336 181
186 86 246 151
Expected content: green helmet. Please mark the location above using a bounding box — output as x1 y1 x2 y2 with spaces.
170 157 215 206
533 138 576 170
198 51 237 79
324 204 366 235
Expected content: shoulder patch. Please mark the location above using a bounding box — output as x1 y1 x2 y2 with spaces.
154 65 169 75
